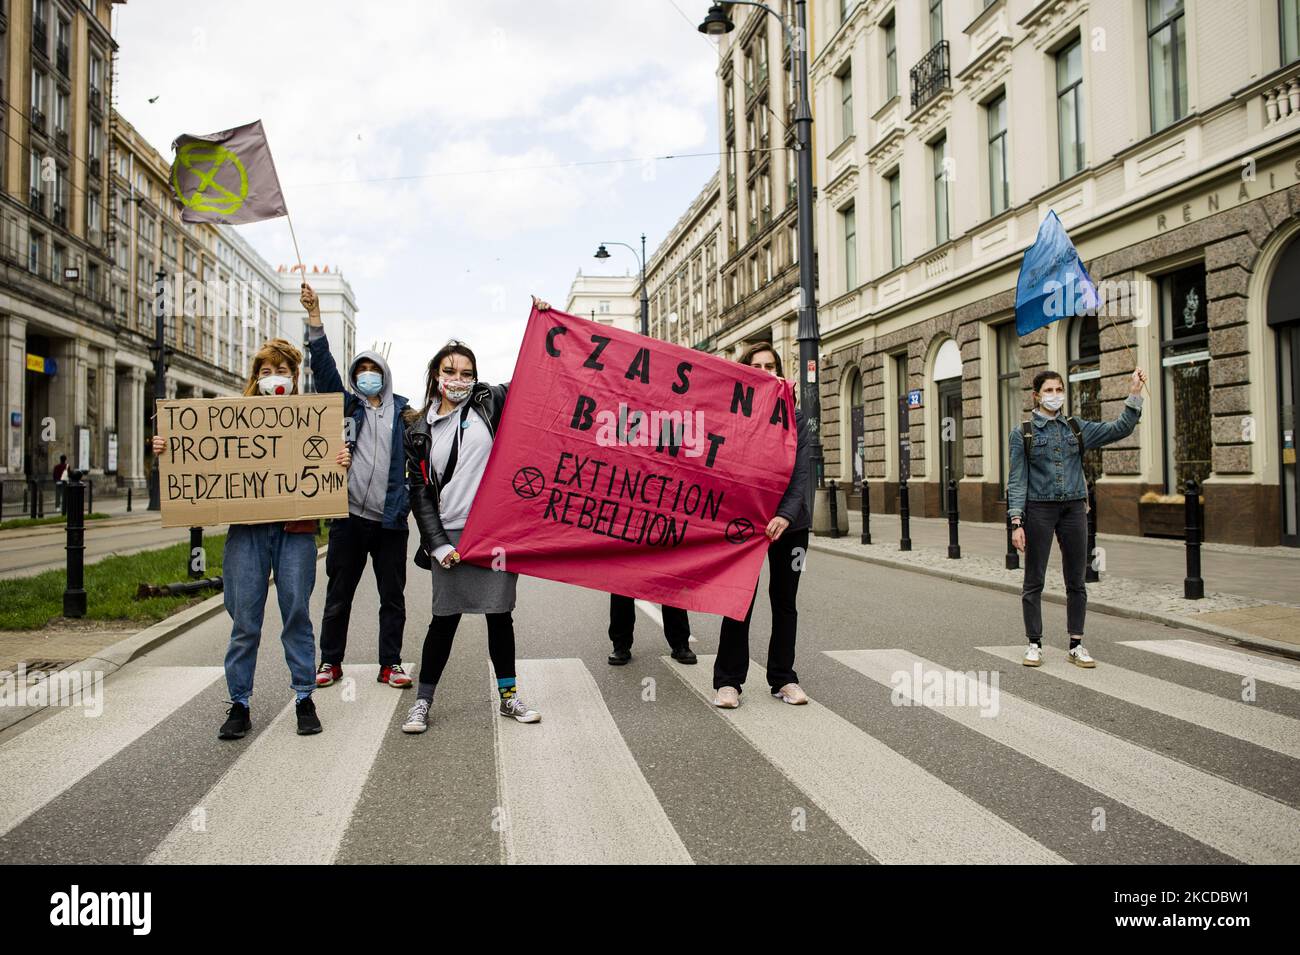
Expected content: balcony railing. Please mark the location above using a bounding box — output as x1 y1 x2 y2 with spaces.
53 204 67 228
909 40 950 112
88 153 101 176
89 87 102 112
56 45 69 76
29 189 44 215
31 107 46 134
55 127 68 150
33 20 48 55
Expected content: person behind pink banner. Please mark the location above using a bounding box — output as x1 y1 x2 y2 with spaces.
711 343 811 709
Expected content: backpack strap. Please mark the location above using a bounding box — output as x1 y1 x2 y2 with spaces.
1066 415 1084 448
1020 420 1034 455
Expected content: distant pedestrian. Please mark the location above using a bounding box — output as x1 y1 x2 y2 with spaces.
712 343 810 709
53 455 68 509
1008 366 1146 669
301 283 414 692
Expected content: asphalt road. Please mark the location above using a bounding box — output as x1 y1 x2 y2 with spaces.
1 535 1297 865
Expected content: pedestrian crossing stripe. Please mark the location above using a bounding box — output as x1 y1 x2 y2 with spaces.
978 645 1300 760
1119 639 1300 691
828 649 1300 865
665 654 1067 865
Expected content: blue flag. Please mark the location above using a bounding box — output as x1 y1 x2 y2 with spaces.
1014 210 1099 336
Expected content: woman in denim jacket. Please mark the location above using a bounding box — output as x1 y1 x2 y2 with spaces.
1007 366 1146 668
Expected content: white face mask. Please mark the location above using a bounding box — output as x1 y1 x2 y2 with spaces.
258 375 292 396
439 377 474 404
1039 393 1066 413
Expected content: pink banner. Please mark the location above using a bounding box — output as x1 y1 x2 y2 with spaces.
457 305 797 619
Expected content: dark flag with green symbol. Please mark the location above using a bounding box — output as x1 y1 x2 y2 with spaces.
169 119 288 225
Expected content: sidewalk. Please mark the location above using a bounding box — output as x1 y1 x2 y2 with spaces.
810 510 1300 656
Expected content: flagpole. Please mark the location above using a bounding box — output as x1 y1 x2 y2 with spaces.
286 212 306 284
1098 308 1149 397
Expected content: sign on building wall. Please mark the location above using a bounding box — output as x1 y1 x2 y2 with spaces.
76 427 91 472
155 394 348 528
107 432 118 474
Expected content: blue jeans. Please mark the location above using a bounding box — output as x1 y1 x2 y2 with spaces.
223 523 319 705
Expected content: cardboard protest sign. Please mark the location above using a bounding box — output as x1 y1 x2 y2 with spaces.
156 393 348 528
456 305 797 620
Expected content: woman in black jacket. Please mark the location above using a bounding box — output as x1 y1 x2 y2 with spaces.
399 325 542 734
712 342 811 709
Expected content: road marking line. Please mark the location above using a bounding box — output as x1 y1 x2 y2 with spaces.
667 654 1065 864
0 666 224 838
831 649 1300 864
1119 639 1300 691
148 665 402 865
494 658 693 865
979 645 1300 760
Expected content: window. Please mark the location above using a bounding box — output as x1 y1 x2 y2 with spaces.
88 191 101 237
841 0 852 26
932 135 950 244
1159 263 1210 492
54 89 68 135
89 122 102 161
90 53 103 97
1147 0 1187 132
31 69 46 125
764 243 773 283
888 171 902 268
749 255 759 291
838 63 854 140
29 231 43 274
986 92 1009 216
1056 39 1085 179
789 224 798 265
842 203 857 291
598 300 610 314
1068 315 1103 482
996 322 1020 494
883 15 898 101
52 243 64 282
929 0 943 45
1286 0 1300 64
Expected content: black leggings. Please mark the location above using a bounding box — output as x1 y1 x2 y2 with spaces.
417 612 515 698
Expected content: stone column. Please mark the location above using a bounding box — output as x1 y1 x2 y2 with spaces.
116 366 146 487
48 337 89 470
0 315 27 476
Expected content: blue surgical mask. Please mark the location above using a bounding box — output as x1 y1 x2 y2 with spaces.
355 370 383 397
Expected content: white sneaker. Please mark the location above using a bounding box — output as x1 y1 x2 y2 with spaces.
713 686 740 708
1068 644 1096 668
1023 644 1043 667
402 699 430 734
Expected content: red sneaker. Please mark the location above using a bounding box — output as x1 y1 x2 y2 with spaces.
379 664 413 688
316 662 342 687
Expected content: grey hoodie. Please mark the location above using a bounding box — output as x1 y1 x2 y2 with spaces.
346 348 394 522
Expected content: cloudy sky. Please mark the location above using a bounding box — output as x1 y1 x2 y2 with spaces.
114 0 721 399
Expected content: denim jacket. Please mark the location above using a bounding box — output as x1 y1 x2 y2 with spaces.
1007 394 1143 519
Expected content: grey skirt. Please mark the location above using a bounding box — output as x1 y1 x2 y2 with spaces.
430 528 518 615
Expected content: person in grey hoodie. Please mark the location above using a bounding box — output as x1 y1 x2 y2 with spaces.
301 283 414 689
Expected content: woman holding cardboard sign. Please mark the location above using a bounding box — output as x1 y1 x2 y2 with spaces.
151 335 351 740
399 305 548 734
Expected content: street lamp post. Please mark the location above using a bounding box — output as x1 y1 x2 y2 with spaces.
594 234 649 336
700 1 823 523
146 267 171 511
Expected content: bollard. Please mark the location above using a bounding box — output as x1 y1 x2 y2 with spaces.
946 479 961 559
127 486 133 512
1085 481 1100 583
63 471 87 618
860 480 872 544
189 526 204 579
38 480 46 518
87 478 93 516
1184 478 1204 600
898 479 912 551
1005 514 1020 570
828 480 841 539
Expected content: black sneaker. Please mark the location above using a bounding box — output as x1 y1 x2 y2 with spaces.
670 646 698 665
607 647 632 666
295 696 322 735
219 702 251 740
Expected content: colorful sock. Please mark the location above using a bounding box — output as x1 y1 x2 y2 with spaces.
496 677 517 701
1069 637 1082 650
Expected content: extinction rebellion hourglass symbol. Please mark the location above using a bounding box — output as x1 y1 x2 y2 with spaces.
512 466 545 499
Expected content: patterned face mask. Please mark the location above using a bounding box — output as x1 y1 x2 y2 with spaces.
439 377 475 404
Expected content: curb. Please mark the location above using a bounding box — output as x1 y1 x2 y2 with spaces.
808 540 1300 662
0 543 329 739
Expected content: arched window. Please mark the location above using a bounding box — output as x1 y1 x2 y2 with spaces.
848 367 864 490
1068 314 1102 482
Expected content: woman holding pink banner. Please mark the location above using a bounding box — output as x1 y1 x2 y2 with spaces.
151 334 351 740
712 343 811 709
399 312 546 734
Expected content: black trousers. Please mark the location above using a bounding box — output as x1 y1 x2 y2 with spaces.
417 612 515 696
713 527 808 692
1021 499 1088 642
319 516 408 667
608 594 690 651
